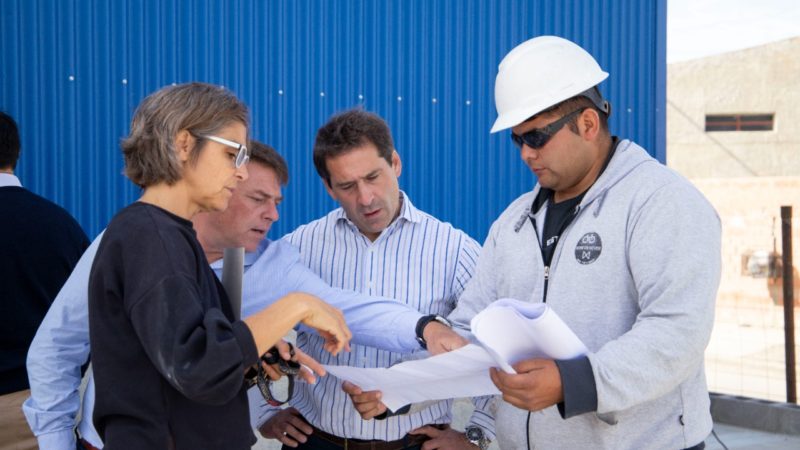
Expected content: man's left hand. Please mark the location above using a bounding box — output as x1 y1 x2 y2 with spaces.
489 358 563 411
341 381 387 420
423 323 468 355
409 425 478 450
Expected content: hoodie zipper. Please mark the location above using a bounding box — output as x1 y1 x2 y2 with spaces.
529 205 581 303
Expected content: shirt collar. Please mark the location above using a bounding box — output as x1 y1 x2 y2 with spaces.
334 190 423 229
208 239 269 271
0 173 22 188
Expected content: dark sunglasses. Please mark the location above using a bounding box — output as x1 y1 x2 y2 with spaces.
511 107 587 150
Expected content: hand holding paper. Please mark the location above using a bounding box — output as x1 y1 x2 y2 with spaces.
470 298 588 372
324 298 587 412
489 358 565 411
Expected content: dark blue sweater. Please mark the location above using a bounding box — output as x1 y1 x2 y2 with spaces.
0 186 89 395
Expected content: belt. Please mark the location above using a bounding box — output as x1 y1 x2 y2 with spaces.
310 424 446 450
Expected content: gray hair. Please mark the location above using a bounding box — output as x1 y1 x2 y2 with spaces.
121 82 249 188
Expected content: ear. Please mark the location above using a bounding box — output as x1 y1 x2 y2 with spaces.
391 150 402 178
174 129 195 163
579 109 601 142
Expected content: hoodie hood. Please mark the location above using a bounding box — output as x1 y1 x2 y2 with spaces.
529 139 656 219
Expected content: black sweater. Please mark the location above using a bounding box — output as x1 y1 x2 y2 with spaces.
88 202 259 449
0 186 89 395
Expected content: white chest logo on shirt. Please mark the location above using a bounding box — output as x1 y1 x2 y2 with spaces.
575 232 602 265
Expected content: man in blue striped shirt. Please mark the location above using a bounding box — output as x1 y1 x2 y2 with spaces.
258 110 495 450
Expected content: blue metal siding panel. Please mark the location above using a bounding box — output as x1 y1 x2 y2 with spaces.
0 0 665 242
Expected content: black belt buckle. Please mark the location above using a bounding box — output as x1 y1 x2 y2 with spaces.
253 343 301 406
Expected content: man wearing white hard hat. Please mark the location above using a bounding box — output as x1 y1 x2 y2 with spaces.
445 36 721 449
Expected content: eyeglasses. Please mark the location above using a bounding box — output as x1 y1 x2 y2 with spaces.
201 135 250 168
511 108 587 150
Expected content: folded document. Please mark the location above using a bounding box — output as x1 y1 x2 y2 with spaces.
323 298 587 411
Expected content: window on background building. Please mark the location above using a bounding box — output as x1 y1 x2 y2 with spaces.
705 113 774 132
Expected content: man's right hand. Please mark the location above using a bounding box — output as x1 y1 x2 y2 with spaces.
259 407 313 448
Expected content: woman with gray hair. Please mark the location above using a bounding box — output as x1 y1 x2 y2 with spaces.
87 82 351 449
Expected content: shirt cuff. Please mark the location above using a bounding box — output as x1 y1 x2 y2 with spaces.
555 356 598 419
36 428 77 450
374 404 411 420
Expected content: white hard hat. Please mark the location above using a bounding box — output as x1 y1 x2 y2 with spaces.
491 36 609 133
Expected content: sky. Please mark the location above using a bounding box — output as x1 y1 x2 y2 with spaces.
668 0 800 63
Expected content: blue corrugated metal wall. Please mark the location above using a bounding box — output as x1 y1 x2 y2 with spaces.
0 0 666 242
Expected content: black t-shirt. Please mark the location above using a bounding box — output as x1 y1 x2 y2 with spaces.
541 194 583 267
88 202 259 450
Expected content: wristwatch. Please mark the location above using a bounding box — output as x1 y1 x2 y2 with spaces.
414 314 451 349
465 425 490 450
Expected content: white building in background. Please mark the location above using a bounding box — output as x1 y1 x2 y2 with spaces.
667 36 800 305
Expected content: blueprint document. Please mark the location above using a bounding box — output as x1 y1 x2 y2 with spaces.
323 298 588 411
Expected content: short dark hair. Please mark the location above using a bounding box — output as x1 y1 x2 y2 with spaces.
313 109 394 187
0 111 21 170
249 140 289 186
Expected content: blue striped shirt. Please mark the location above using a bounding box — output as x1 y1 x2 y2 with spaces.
268 192 495 441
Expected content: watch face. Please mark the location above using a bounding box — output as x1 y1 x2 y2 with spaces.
466 426 484 441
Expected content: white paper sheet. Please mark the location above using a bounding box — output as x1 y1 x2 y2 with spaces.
323 298 587 412
324 344 500 411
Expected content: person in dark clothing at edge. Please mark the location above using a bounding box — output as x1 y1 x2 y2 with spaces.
0 111 89 450
87 82 352 450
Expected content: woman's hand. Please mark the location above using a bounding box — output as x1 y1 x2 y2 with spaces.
296 294 352 356
243 292 351 359
272 339 326 384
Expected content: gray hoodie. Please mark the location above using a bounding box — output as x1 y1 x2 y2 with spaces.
450 140 721 449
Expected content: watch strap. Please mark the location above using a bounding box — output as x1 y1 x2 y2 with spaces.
414 314 451 349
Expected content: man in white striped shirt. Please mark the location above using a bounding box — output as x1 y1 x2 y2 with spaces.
259 109 494 450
